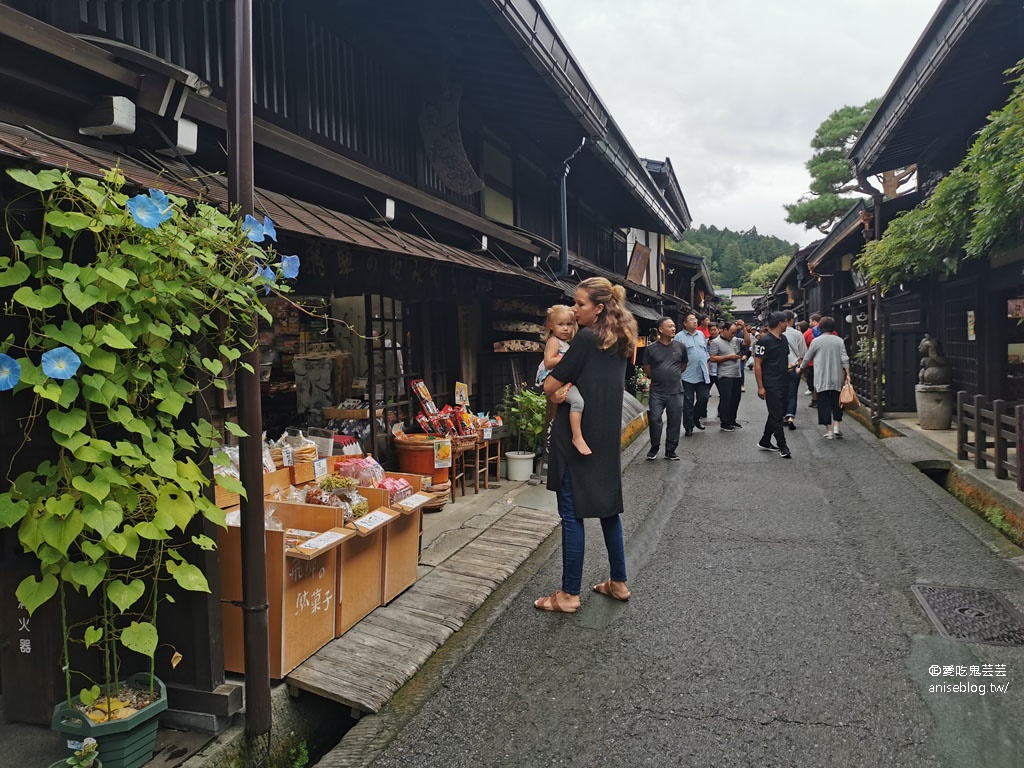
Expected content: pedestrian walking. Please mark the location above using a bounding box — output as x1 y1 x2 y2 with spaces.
642 316 687 460
782 310 807 430
709 320 749 431
674 311 711 437
800 316 850 439
803 313 821 405
754 311 792 458
537 276 636 613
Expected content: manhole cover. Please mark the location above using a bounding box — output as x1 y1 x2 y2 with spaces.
911 585 1024 646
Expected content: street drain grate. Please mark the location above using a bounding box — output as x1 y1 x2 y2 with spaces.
911 585 1024 646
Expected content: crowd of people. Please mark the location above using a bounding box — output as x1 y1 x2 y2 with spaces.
532 278 853 614
641 309 852 460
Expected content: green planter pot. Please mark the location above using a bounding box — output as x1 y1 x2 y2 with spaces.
52 674 167 768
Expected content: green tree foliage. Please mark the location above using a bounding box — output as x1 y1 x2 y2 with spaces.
860 60 1024 289
737 254 792 293
671 225 797 289
785 99 915 233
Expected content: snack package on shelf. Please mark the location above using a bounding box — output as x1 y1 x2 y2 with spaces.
410 379 439 415
333 456 386 488
214 445 241 480
378 475 413 504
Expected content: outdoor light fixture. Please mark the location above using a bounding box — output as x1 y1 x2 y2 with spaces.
371 197 396 223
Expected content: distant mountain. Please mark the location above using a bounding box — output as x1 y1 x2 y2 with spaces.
670 225 799 290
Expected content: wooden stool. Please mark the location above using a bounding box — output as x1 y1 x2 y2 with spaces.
480 438 502 487
450 446 467 501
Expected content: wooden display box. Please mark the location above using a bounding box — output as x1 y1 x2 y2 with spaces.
334 487 396 637
373 472 428 604
290 461 316 486
214 467 293 509
219 504 349 679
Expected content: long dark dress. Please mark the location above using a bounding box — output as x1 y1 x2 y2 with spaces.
546 328 626 518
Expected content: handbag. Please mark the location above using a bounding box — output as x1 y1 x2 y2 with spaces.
839 377 860 409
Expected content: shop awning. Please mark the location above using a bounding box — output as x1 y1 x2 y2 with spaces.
0 123 551 288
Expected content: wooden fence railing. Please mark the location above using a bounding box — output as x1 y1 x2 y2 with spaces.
955 391 1024 490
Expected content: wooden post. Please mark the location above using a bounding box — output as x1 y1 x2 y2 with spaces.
1016 405 1024 491
974 394 986 469
956 390 968 460
993 399 1007 478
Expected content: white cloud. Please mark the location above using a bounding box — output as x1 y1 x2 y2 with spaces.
541 0 940 244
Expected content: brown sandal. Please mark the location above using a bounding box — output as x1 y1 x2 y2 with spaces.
534 590 580 613
593 579 631 601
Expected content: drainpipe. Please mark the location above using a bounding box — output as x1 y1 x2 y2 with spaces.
226 1 272 764
871 193 884 427
555 137 587 279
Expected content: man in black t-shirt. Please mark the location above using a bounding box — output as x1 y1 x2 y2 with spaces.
642 317 688 460
753 311 792 458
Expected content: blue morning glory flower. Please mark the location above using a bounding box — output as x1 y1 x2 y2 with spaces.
243 214 264 242
280 255 300 279
127 192 172 229
260 266 275 295
148 188 171 213
262 216 277 243
41 347 81 380
0 353 21 391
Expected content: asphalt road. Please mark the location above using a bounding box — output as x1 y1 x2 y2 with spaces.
347 391 1024 767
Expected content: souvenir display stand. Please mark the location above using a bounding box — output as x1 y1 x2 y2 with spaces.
219 503 347 678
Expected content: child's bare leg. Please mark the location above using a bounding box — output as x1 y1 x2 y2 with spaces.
569 411 591 455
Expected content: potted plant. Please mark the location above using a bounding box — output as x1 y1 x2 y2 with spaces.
49 737 101 768
0 167 298 767
504 385 547 481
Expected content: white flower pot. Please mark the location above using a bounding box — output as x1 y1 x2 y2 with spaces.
505 451 536 481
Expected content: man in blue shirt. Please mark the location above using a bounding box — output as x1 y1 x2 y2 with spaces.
674 311 710 437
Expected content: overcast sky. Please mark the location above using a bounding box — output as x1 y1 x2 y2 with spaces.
540 0 941 246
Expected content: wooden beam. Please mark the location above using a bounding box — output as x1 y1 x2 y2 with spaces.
0 6 139 89
184 97 545 257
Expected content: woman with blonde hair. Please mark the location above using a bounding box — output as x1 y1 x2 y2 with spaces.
536 277 637 613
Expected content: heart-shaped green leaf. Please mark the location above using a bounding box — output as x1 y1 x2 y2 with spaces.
79 685 101 707
63 282 101 311
156 486 195 532
96 266 136 290
81 500 122 538
72 475 110 503
82 347 117 373
0 494 29 528
34 381 63 403
62 560 106 595
106 578 145 613
80 540 106 563
47 407 87 435
47 262 82 283
44 494 76 517
40 510 84 555
7 167 60 190
0 260 30 287
201 357 224 376
121 620 158 658
53 431 90 453
169 562 211 593
96 325 134 350
15 574 58 616
41 321 83 347
13 285 62 310
83 625 103 649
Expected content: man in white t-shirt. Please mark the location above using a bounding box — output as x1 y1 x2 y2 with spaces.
782 310 807 430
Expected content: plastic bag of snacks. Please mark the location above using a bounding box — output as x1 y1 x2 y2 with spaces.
334 456 385 488
378 475 413 504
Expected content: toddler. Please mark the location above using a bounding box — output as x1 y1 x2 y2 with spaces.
536 305 590 455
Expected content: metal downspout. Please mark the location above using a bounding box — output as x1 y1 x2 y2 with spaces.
556 138 586 279
226 1 272 764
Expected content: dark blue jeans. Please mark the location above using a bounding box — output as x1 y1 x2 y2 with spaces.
682 380 710 430
556 470 627 595
785 369 802 419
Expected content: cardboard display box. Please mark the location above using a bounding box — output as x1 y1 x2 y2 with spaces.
219 504 349 679
214 466 293 509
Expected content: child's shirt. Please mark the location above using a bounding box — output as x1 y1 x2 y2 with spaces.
536 339 571 386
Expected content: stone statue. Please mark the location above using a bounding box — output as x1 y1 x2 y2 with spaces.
918 333 951 385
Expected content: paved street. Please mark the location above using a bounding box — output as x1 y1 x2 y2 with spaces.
339 390 1024 767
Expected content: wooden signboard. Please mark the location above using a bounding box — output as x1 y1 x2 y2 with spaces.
625 241 651 285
